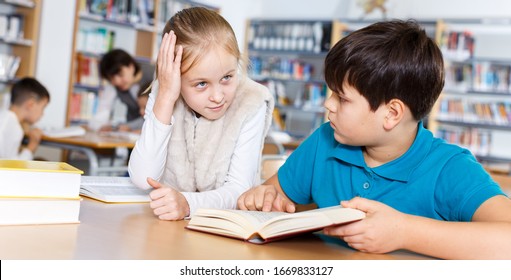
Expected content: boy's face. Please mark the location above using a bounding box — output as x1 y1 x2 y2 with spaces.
26 98 49 124
324 83 387 146
180 46 238 120
109 64 136 91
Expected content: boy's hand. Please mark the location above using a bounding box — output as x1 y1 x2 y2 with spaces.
323 197 407 254
117 124 130 132
237 184 296 213
147 177 190 221
27 127 43 152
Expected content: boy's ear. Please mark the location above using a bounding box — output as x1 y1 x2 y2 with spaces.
383 99 405 130
23 98 36 110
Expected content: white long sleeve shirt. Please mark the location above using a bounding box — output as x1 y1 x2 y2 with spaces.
0 110 33 160
128 91 266 215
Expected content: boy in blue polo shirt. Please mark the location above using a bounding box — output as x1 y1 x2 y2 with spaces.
238 20 511 259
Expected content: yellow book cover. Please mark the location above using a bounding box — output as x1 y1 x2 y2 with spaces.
0 160 83 199
0 159 83 174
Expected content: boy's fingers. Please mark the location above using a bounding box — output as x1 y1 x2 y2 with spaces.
261 189 277 212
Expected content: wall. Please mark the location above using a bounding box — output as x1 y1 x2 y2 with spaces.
34 0 76 160
35 0 76 128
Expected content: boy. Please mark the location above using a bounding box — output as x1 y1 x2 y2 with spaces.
115 81 150 134
237 20 511 259
90 49 153 131
0 77 50 160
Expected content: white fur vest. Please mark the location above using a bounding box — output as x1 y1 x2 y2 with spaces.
161 77 274 192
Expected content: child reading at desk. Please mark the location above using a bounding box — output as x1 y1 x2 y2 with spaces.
237 20 511 259
128 7 274 220
0 77 50 160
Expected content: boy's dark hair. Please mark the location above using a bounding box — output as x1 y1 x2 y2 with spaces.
324 20 444 120
10 77 50 106
137 81 152 98
99 49 141 80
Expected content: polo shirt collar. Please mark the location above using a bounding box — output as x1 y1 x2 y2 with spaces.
331 121 432 182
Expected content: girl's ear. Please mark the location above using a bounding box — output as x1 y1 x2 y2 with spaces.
383 98 405 130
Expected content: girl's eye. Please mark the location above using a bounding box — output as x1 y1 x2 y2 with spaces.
196 82 207 89
222 75 232 82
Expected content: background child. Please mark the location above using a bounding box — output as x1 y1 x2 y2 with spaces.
90 49 154 132
237 20 511 259
116 81 151 134
128 7 274 220
0 77 50 160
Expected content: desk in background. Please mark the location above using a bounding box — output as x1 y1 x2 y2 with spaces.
0 197 431 260
40 132 136 176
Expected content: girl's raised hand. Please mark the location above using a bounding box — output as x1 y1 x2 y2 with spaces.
154 30 184 124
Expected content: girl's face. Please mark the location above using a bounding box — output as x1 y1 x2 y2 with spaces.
180 47 238 120
109 64 137 91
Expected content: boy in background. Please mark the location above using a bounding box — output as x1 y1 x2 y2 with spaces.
90 49 153 132
115 81 151 134
0 77 50 159
238 20 511 259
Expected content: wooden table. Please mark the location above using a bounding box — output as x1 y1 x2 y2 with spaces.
0 198 432 260
40 132 136 176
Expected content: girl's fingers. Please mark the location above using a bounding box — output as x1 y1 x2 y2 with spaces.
174 45 183 66
168 30 176 63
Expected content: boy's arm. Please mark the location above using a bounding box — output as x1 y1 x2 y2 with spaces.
237 174 296 213
324 195 511 259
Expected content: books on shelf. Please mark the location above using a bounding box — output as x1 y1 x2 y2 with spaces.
186 205 365 244
80 176 150 203
0 160 83 198
0 53 21 80
42 126 87 138
0 197 81 225
0 14 25 41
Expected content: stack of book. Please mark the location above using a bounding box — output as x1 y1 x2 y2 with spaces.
0 159 83 225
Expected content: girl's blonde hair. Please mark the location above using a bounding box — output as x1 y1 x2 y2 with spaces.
161 7 241 75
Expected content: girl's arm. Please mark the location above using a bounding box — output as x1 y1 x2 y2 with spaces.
181 105 266 216
128 91 172 189
129 31 182 189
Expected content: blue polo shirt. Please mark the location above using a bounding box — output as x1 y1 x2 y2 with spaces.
278 122 506 221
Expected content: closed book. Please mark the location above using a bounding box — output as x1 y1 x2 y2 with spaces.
0 160 83 198
0 197 80 225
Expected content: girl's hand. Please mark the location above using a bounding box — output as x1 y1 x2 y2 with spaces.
147 177 190 221
323 197 408 254
154 30 184 124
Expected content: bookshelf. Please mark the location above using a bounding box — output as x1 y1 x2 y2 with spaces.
245 19 339 138
66 0 219 126
430 19 511 171
0 0 41 109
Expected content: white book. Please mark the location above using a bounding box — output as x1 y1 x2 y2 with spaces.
80 176 150 203
0 160 83 199
0 197 80 225
42 126 86 138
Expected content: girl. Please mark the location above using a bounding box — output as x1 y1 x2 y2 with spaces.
128 7 274 221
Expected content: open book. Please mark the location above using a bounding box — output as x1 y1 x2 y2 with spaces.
80 176 150 203
186 205 365 244
42 126 86 138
